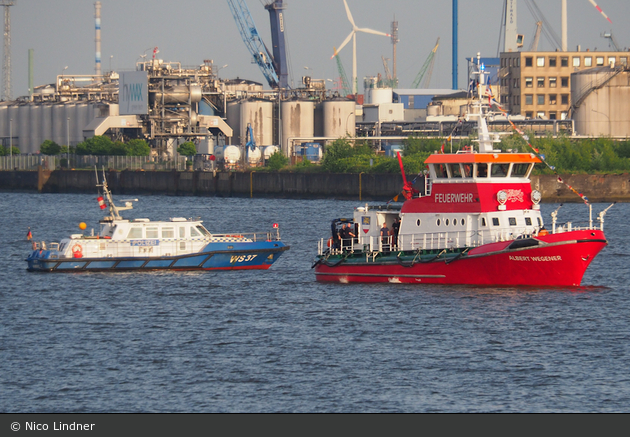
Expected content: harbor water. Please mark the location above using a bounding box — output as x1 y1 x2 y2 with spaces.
1 193 629 412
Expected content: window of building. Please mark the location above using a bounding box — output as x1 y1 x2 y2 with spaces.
537 111 546 118
537 77 545 87
549 94 557 105
561 112 568 120
573 57 581 67
525 57 533 67
584 57 592 67
525 111 533 118
525 77 533 87
561 94 569 105
501 58 506 67
561 77 569 87
596 56 604 66
609 57 616 67
513 78 520 88
549 77 557 88
525 94 533 105
537 94 545 105
509 58 513 67
561 57 569 67
516 95 520 105
537 57 545 67
516 58 520 67
549 112 557 120
549 57 557 67
620 57 628 66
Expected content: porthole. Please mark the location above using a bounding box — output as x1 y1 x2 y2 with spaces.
416 219 422 227
453 219 457 227
445 218 450 226
437 219 441 226
461 219 466 226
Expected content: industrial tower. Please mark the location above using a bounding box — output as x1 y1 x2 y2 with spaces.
1 0 14 101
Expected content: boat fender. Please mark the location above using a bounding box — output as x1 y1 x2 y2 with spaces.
104 236 111 239
72 244 83 258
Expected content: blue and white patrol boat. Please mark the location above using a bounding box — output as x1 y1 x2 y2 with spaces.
26 170 289 272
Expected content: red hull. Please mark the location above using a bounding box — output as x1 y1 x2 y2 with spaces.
314 230 607 287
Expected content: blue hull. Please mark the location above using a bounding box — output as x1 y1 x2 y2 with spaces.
26 242 289 272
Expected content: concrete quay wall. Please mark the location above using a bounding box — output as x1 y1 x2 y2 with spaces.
0 170 628 203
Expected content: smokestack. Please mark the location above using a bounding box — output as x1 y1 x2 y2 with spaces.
95 1 101 77
28 49 33 97
561 0 567 51
452 0 458 90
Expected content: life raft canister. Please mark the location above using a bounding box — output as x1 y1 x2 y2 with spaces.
72 244 83 258
97 196 107 210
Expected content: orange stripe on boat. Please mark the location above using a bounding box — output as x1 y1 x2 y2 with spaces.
425 153 541 164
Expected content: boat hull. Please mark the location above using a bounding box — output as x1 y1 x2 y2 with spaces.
26 244 289 273
314 230 606 287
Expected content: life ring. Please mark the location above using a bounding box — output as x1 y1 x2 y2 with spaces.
72 243 83 258
327 238 332 248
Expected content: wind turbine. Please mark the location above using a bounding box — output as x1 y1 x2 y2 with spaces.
331 0 390 95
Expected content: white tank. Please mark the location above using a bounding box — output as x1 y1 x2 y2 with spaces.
29 105 42 154
226 99 241 145
41 104 53 145
223 145 241 164
0 104 8 140
240 99 273 147
263 145 279 160
64 104 76 146
52 104 66 146
76 103 89 143
213 145 225 161
7 105 19 147
247 147 262 165
281 99 314 156
368 88 393 104
323 98 355 138
427 103 442 117
197 136 215 155
18 105 30 153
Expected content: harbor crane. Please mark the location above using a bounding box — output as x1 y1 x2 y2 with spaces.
529 21 542 51
602 31 621 51
226 0 290 89
333 47 352 97
412 37 439 89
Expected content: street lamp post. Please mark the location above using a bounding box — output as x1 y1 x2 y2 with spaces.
66 117 70 169
9 118 12 170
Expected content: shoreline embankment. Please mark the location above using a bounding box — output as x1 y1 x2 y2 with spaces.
0 168 628 203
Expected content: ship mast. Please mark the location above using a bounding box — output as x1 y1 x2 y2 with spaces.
467 52 497 153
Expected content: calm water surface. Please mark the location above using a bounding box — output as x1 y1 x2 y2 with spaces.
1 192 629 412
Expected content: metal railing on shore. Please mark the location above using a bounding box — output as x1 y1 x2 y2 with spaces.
0 154 188 171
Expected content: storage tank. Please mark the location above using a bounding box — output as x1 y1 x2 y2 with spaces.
64 104 76 146
322 98 355 138
368 87 393 105
240 98 273 147
213 144 225 161
247 147 262 166
226 99 241 145
0 103 8 139
29 105 42 153
76 103 89 143
572 67 630 137
223 145 241 165
151 84 202 104
281 99 314 156
7 105 19 148
427 103 442 117
41 104 53 145
263 145 279 161
52 104 66 146
18 105 30 153
197 136 215 155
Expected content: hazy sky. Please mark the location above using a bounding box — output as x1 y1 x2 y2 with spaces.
4 0 630 98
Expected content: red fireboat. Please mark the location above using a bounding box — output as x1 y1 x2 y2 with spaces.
313 55 613 287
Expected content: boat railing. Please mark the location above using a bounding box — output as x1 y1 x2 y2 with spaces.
211 231 281 242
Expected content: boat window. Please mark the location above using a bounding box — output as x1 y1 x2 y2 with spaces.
416 219 421 227
162 227 175 238
453 219 457 227
196 225 211 236
509 218 517 226
127 226 143 239
180 242 186 250
525 217 532 226
491 163 510 177
435 164 448 179
511 163 530 177
437 219 441 226
461 219 466 226
190 227 201 237
492 217 500 226
481 217 487 227
59 243 66 252
537 217 542 227
445 219 450 226
179 227 186 238
448 164 462 178
462 164 473 178
475 163 488 178
146 227 158 239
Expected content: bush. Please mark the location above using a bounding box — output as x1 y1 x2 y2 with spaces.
177 141 197 156
40 140 62 155
267 150 289 171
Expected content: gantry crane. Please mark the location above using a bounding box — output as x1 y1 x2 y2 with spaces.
333 47 352 96
226 0 290 89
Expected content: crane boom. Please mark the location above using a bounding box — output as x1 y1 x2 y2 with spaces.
226 0 279 88
412 37 439 89
264 1 289 88
333 47 352 96
529 21 542 51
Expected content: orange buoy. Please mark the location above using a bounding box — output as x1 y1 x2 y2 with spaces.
72 244 83 258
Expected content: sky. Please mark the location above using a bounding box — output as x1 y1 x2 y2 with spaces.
3 0 630 98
